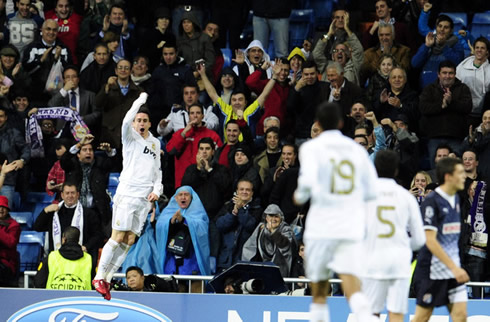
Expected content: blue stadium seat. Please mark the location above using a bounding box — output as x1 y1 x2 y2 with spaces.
108 172 120 187
18 231 44 272
10 212 33 230
221 48 232 68
471 11 490 39
24 192 54 204
441 12 467 31
11 192 21 211
304 0 333 27
290 9 314 48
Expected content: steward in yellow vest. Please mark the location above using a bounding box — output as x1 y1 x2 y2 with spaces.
34 226 92 290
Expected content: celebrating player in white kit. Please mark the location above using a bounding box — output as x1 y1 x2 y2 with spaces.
92 93 163 300
362 150 426 321
294 102 379 322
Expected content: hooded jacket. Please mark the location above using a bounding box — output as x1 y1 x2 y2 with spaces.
241 205 296 277
456 56 490 118
233 40 272 81
177 12 215 71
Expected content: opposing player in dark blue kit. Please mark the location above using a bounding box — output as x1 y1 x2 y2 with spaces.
412 158 469 322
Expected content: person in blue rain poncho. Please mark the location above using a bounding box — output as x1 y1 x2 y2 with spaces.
123 186 210 276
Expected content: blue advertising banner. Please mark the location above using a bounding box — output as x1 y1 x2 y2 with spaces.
0 288 489 321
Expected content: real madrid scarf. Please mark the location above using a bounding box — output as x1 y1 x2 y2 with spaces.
26 107 90 158
469 181 488 248
52 201 84 250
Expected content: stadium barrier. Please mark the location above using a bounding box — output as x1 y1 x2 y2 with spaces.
23 271 490 298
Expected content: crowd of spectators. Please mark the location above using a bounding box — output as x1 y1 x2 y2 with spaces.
0 0 489 295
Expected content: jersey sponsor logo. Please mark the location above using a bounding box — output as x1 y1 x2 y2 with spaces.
442 222 460 234
59 25 70 32
422 293 433 304
143 146 157 159
425 206 434 224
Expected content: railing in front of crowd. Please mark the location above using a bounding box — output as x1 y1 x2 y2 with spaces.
22 271 490 299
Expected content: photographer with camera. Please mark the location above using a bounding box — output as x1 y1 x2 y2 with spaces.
112 266 178 293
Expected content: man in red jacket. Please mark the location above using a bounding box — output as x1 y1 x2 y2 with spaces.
0 195 20 286
246 58 290 136
45 0 82 65
167 104 222 188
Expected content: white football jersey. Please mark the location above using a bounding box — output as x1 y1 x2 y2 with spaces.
363 178 426 279
295 130 378 240
116 93 163 199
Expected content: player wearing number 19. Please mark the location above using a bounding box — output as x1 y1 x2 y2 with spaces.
362 150 426 322
294 102 380 322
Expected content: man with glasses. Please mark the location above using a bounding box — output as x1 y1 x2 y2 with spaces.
23 19 72 106
96 59 142 168
130 56 152 92
312 11 364 86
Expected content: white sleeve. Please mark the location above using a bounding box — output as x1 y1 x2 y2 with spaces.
152 139 163 196
294 144 317 205
157 111 173 137
121 93 148 143
407 194 426 251
204 106 219 131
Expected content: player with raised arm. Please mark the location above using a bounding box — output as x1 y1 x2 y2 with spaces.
412 157 469 322
92 93 163 300
294 102 380 322
362 150 426 322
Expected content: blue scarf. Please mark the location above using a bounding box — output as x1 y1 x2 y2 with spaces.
469 181 488 248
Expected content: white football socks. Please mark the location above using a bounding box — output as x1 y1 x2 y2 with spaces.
349 292 377 322
95 239 119 281
106 242 131 282
309 303 330 322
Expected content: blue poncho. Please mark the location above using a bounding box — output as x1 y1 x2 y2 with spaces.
123 186 210 275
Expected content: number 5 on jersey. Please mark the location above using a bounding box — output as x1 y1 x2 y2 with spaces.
377 206 395 238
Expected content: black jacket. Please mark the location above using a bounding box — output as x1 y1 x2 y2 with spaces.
33 204 103 257
419 78 472 139
181 162 232 221
148 57 195 127
60 150 112 225
79 59 117 94
373 85 419 132
270 167 300 224
287 81 330 139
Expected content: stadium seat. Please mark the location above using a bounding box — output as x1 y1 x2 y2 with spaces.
304 0 333 28
221 48 232 68
108 172 120 187
471 11 490 39
18 231 44 272
440 12 468 31
289 9 314 48
10 212 33 230
11 192 21 211
21 192 54 222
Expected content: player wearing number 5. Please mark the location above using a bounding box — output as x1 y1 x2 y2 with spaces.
362 150 426 322
294 102 380 322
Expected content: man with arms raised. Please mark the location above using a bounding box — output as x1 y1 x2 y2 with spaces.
92 93 162 300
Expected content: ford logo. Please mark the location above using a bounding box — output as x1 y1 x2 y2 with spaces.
8 297 172 321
